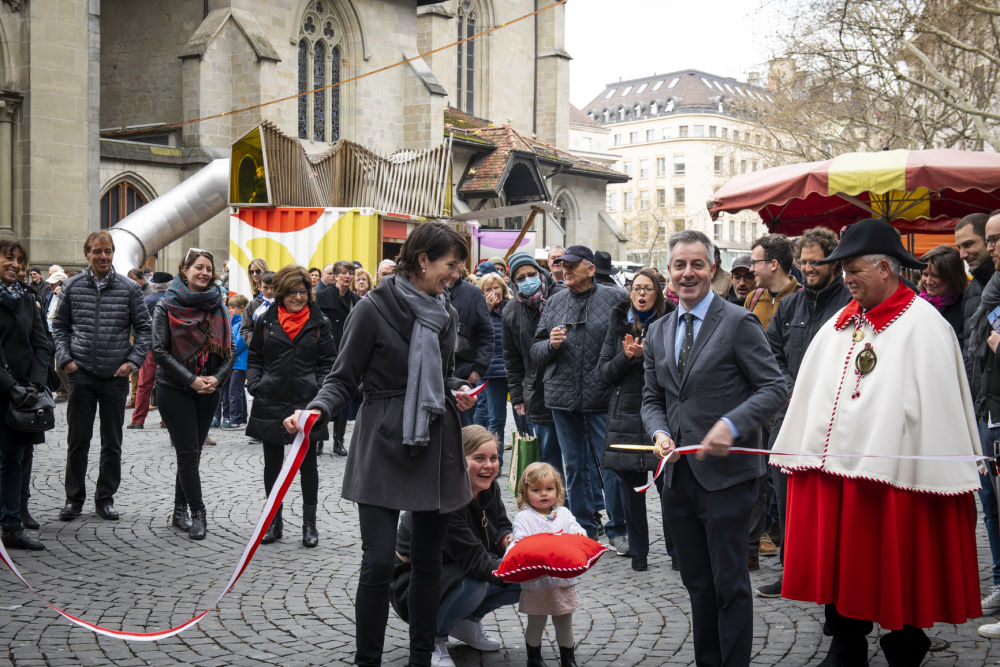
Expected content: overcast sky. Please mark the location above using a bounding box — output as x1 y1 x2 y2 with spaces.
565 0 782 108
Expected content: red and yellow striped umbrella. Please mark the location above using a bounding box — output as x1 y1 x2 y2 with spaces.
709 149 1000 237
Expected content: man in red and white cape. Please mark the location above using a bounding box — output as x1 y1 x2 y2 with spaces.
771 218 982 667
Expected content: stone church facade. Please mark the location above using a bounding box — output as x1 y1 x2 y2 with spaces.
0 0 623 271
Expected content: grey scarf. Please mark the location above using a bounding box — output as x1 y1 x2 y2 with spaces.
394 275 451 447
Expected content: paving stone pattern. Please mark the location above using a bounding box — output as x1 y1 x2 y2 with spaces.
1 401 998 665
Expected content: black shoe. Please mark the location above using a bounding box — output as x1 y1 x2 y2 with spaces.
527 643 548 667
96 502 120 521
261 506 283 544
189 508 207 540
302 504 319 548
59 501 83 521
333 440 347 457
19 508 39 530
631 555 648 572
2 526 45 551
819 636 870 667
126 422 143 429
171 504 192 531
755 577 783 598
879 627 929 667
558 645 578 667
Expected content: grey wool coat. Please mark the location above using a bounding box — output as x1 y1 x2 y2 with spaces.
307 275 473 513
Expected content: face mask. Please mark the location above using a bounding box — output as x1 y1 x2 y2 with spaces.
518 276 542 296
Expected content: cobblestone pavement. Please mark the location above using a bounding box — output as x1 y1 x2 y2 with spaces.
2 401 999 665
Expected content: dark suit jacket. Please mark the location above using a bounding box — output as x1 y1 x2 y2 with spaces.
641 293 786 491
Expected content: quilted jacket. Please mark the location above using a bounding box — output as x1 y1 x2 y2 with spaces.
530 282 628 413
52 267 151 378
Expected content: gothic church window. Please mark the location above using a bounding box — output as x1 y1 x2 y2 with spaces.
298 1 342 142
100 181 147 229
456 5 476 113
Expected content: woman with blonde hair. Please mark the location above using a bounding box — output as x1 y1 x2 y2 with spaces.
353 268 373 298
474 271 510 463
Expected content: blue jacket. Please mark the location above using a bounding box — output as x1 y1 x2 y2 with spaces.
232 313 248 371
483 303 506 379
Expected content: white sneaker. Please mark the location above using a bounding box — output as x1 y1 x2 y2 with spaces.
979 622 1000 639
431 638 455 667
449 618 502 651
983 585 1000 614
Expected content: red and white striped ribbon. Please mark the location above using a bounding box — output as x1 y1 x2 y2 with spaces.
0 410 318 641
633 444 988 494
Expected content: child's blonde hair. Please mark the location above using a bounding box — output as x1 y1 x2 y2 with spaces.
516 462 566 509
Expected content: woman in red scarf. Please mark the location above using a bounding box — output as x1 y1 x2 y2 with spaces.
152 249 234 540
246 265 335 548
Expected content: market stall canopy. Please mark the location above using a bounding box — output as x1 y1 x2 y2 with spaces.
708 149 1000 236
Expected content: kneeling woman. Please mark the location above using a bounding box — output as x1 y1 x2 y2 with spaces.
246 265 335 547
392 425 520 666
153 248 234 540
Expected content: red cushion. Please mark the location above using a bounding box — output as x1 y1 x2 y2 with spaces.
493 532 610 583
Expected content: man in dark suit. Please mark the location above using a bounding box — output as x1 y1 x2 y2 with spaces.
641 229 786 667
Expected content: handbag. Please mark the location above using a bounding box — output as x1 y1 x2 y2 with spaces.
508 414 540 494
0 343 56 433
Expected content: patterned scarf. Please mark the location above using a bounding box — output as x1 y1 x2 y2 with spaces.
162 275 232 369
512 274 548 311
0 279 25 311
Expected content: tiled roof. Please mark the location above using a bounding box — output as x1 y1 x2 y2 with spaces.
444 106 627 196
581 69 774 126
570 104 601 128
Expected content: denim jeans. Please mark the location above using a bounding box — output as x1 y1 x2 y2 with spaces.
436 577 521 638
978 420 1000 586
550 410 609 538
0 440 27 527
525 419 564 484
228 369 247 424
474 377 509 437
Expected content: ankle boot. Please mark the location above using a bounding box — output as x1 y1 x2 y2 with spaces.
558 645 578 667
261 505 283 544
171 504 192 531
19 506 39 530
189 508 207 540
879 627 929 667
526 643 547 667
2 525 45 551
302 503 319 548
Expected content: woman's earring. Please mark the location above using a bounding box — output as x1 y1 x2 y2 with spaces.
422 267 426 274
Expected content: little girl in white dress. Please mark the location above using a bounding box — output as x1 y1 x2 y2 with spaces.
512 462 586 667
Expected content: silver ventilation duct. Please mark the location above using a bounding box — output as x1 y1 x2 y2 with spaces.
110 158 230 274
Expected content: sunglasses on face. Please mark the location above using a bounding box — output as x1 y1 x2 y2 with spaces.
249 268 262 275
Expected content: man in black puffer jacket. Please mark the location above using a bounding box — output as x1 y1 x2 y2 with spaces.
52 231 151 522
530 245 629 541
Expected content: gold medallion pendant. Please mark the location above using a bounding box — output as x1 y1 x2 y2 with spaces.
855 343 876 375
852 329 864 342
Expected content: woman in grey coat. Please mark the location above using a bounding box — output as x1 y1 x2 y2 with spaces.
285 222 477 667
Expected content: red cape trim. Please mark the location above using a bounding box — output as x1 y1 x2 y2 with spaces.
835 281 915 333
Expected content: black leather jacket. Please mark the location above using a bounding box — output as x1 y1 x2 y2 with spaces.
152 298 235 393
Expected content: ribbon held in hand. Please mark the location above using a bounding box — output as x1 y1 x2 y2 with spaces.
0 411 319 641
